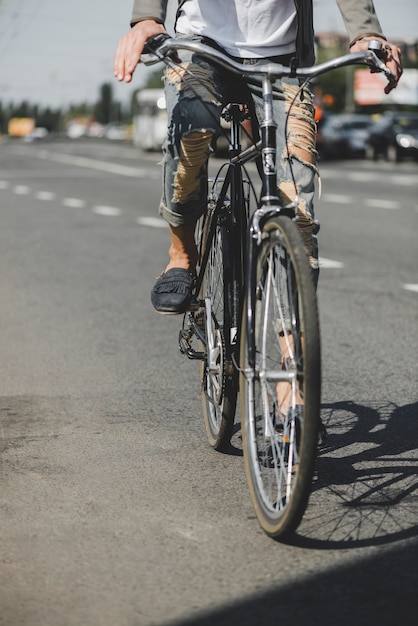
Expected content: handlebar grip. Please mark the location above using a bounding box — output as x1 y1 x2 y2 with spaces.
141 33 176 66
367 39 388 62
366 39 395 81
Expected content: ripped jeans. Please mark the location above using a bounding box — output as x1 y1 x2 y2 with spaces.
159 36 320 276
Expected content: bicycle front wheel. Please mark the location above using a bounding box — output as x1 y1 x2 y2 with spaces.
198 210 238 451
240 216 321 539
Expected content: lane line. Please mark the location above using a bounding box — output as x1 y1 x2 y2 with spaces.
404 284 418 293
62 197 86 208
35 149 159 179
13 185 31 195
320 169 417 187
321 194 401 210
35 190 56 201
93 205 122 217
0 180 9 189
345 172 375 182
321 194 351 204
365 198 400 210
136 216 167 228
319 257 344 269
391 174 418 187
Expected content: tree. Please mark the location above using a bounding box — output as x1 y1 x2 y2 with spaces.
94 83 114 125
144 68 164 89
314 45 349 112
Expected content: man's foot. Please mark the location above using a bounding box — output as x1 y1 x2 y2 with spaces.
151 268 195 314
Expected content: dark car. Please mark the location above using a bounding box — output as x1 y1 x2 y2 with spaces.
316 113 374 159
365 112 418 162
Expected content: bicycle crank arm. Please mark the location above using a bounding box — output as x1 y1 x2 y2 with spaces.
178 329 205 360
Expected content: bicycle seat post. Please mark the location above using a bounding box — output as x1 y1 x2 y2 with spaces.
259 75 280 206
228 104 244 158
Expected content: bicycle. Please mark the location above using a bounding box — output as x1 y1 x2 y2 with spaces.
142 36 393 539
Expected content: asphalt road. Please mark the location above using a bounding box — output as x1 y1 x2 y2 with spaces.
1 138 417 626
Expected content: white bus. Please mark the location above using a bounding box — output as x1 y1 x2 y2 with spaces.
133 88 167 151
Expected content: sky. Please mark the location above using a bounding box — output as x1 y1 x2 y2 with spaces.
0 0 417 109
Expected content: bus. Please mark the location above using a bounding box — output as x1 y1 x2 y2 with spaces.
133 88 167 151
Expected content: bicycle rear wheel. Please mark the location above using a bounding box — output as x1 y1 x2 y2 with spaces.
240 216 321 538
198 204 238 451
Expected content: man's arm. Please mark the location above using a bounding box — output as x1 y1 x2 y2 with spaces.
114 0 169 83
114 20 167 83
130 0 168 27
337 0 402 93
336 0 383 43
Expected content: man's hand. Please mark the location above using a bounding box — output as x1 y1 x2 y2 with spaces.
114 20 167 83
350 36 403 94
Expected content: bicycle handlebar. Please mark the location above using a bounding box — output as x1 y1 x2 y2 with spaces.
142 34 395 83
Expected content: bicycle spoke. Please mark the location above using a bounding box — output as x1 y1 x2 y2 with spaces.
240 217 320 538
199 204 237 450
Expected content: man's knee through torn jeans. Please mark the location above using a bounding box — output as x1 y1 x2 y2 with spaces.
159 41 320 277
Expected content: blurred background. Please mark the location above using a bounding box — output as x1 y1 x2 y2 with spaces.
0 0 417 161
1 3 417 624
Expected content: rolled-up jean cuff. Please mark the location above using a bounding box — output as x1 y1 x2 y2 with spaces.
158 200 206 227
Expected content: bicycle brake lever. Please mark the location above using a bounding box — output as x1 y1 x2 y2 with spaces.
366 40 396 82
141 33 174 66
366 52 396 82
367 39 386 60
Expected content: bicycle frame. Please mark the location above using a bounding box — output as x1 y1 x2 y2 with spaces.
187 104 249 364
143 34 394 536
145 35 393 369
183 80 303 371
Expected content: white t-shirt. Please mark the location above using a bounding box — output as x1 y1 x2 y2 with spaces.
176 0 297 58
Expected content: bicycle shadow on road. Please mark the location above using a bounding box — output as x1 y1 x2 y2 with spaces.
291 399 418 549
166 537 418 626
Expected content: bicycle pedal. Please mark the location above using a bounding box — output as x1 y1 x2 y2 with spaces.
178 329 204 361
187 297 201 311
178 330 192 354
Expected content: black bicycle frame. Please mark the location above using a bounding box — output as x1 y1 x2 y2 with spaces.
192 104 247 363
191 84 290 370
244 76 290 369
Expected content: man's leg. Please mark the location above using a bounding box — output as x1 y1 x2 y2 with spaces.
151 48 223 312
165 223 198 273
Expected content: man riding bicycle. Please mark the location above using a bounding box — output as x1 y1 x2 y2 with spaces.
115 1 402 314
115 2 402 313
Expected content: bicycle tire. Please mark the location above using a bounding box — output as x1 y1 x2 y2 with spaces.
198 202 238 451
240 216 321 538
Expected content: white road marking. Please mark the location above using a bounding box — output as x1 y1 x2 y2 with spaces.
320 169 417 187
36 190 56 201
35 149 158 179
13 185 30 195
0 180 9 189
93 205 122 217
404 284 418 293
321 194 351 204
319 257 344 269
345 172 374 182
365 198 400 210
391 174 418 186
137 216 167 228
62 197 86 208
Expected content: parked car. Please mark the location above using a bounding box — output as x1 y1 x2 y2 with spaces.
104 123 129 141
316 113 375 159
23 127 49 142
365 112 418 162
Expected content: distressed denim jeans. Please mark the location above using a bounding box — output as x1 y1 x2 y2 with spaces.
159 35 320 275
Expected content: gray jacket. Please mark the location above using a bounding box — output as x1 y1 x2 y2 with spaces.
131 0 384 66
